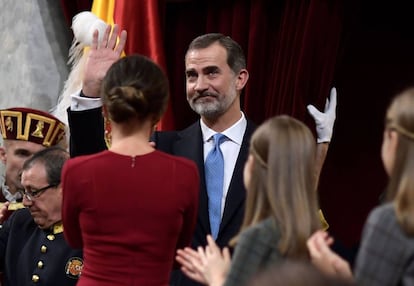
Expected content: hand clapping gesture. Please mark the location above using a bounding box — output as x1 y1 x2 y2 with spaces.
176 235 231 286
307 230 353 281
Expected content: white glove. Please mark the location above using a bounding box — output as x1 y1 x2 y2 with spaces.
307 87 337 143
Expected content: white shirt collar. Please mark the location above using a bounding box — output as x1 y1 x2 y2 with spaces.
1 183 22 203
200 112 247 146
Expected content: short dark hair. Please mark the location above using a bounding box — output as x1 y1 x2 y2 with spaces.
22 146 69 186
186 33 246 74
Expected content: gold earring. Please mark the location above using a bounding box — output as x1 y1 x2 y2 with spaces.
104 116 112 148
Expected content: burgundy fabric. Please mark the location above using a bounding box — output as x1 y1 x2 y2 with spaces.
62 150 199 285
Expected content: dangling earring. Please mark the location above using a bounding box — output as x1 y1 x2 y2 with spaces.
104 117 112 148
103 108 112 148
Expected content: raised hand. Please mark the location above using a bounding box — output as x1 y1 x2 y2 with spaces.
82 24 127 97
307 87 337 143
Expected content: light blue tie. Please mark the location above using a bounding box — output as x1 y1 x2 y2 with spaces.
205 133 226 240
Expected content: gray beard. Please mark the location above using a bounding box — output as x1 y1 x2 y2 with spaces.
189 98 227 119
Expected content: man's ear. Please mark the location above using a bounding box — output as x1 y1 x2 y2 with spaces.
0 146 6 164
236 69 249 91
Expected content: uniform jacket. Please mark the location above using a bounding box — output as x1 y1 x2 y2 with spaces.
0 208 83 286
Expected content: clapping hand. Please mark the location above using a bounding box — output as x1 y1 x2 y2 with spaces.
176 235 231 286
307 230 353 280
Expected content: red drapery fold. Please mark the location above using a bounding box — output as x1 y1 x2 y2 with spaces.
113 0 175 130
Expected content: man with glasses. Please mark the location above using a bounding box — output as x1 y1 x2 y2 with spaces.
0 147 83 286
0 107 66 216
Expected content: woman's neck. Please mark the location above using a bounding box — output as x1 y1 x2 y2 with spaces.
109 125 154 156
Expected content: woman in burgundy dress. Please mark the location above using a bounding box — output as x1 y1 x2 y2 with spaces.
62 26 199 286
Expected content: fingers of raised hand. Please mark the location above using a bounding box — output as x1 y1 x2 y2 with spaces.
326 87 337 114
99 25 112 49
91 29 99 50
107 24 119 49
307 104 323 121
115 30 127 54
93 24 126 55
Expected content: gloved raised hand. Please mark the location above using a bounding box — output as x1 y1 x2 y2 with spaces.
307 87 337 143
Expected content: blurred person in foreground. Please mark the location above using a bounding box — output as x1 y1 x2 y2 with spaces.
307 87 414 286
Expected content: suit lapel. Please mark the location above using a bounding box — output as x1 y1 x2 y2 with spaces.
167 119 256 241
220 120 256 233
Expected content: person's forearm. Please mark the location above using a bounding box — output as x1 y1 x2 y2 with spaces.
315 142 329 188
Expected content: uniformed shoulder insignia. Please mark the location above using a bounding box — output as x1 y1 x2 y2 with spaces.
65 257 83 279
0 202 24 210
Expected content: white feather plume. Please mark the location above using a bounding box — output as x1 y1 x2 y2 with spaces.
51 12 107 145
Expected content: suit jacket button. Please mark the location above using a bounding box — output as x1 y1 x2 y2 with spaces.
47 234 55 241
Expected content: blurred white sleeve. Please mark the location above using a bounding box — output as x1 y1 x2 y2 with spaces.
70 89 102 111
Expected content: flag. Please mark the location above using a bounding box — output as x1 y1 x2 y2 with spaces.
91 0 175 130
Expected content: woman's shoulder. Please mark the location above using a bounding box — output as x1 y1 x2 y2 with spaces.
240 218 280 243
153 150 198 171
66 151 108 166
366 202 394 224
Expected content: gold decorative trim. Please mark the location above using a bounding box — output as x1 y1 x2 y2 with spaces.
50 122 66 146
25 113 56 146
0 110 23 139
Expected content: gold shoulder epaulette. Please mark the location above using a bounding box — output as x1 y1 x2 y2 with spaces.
0 202 25 211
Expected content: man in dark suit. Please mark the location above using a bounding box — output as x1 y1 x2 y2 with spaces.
67 27 335 285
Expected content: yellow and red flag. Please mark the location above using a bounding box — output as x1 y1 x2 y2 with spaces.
92 0 174 130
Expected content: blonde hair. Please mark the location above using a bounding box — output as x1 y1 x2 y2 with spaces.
384 88 414 235
232 115 321 259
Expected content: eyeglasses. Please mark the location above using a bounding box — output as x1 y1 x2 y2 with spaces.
19 184 57 201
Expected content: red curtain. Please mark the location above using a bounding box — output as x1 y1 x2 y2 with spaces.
111 0 175 130
161 0 344 133
60 0 344 129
